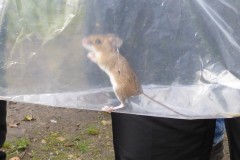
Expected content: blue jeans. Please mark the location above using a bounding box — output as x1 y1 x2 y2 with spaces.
209 119 225 160
213 119 225 146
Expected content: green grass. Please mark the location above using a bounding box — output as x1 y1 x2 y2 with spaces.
75 141 89 153
3 137 30 158
3 141 11 149
3 137 29 151
15 138 29 151
86 126 99 135
4 112 114 160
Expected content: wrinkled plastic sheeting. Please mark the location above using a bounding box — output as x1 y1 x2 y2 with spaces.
0 0 240 119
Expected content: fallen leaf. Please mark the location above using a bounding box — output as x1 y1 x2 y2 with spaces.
56 137 65 142
64 143 74 147
8 121 20 128
101 120 111 126
23 115 35 121
68 154 74 158
41 139 46 144
50 119 57 123
9 157 20 160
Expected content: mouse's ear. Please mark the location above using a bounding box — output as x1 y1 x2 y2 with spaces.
107 34 123 48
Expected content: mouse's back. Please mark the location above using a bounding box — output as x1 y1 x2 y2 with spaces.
82 34 142 102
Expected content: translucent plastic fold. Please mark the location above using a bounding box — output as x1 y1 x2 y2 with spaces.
0 0 240 119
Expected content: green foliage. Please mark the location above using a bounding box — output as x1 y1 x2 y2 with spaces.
3 137 30 156
2 141 12 149
15 138 30 150
76 141 89 153
6 0 82 43
86 126 99 135
4 0 87 93
77 142 88 153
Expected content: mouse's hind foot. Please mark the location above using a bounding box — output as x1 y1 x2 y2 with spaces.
102 103 125 113
102 106 115 113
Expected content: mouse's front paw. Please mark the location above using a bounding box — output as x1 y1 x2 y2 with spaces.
102 106 114 113
87 52 96 62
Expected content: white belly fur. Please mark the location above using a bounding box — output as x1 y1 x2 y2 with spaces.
109 75 118 88
99 65 118 89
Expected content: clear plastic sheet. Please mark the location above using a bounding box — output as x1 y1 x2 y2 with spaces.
1 0 240 119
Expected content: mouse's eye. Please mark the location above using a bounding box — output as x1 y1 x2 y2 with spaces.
95 39 102 45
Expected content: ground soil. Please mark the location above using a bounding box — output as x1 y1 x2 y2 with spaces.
5 102 114 160
3 102 230 160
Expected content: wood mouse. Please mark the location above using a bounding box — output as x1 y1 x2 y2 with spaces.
82 34 185 116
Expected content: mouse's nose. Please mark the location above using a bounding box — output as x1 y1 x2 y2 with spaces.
82 38 91 45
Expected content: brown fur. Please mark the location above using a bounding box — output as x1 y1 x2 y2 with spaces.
82 34 188 116
82 34 142 104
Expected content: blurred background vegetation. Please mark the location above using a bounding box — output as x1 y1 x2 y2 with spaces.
4 0 89 95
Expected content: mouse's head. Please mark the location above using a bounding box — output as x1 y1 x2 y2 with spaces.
82 34 123 54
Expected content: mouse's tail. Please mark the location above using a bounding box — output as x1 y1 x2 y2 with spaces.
142 93 188 117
